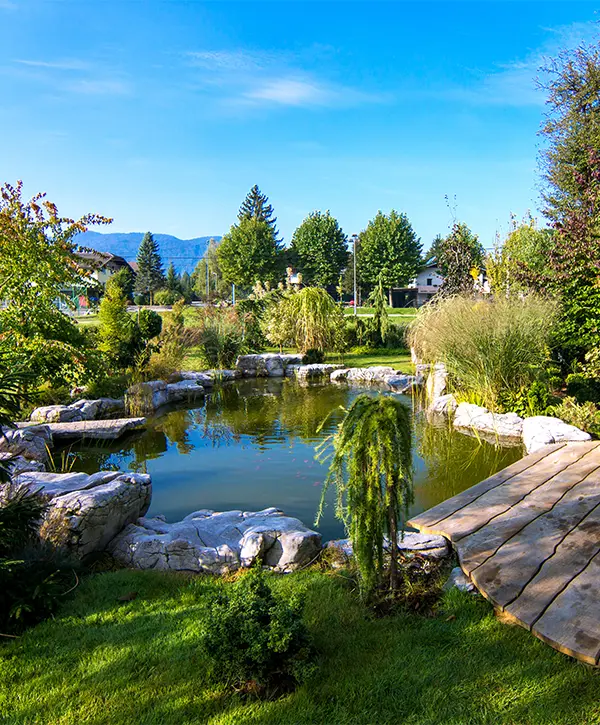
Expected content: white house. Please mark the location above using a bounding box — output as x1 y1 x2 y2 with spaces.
391 262 443 307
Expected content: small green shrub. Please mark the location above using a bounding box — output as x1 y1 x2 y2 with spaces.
188 307 248 369
137 309 162 341
549 396 600 436
0 485 77 634
199 567 316 695
498 381 551 417
565 373 600 404
85 373 130 400
154 289 182 306
302 348 325 364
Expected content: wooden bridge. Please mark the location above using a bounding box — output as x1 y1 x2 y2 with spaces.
408 441 600 665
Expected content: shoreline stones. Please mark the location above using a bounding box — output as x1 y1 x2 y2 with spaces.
236 353 303 378
453 402 523 443
0 426 51 462
326 531 450 563
523 416 592 454
126 379 205 413
108 507 322 574
29 398 125 424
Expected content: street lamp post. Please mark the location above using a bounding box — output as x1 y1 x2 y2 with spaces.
352 234 358 317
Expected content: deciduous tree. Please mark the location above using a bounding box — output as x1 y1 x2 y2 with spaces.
217 218 282 287
437 222 484 296
358 210 422 304
290 211 348 289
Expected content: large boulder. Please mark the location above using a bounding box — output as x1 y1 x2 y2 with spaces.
179 371 214 387
429 393 458 416
40 417 146 441
30 405 83 423
385 374 419 394
165 380 205 403
126 379 204 413
330 368 350 383
522 416 591 454
235 353 303 378
38 472 152 558
108 507 322 574
453 402 523 441
0 453 45 475
295 364 343 382
0 426 51 462
346 366 397 383
426 363 448 403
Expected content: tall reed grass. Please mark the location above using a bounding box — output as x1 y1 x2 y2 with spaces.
407 295 557 410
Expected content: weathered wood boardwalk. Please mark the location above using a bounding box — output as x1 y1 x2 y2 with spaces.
408 441 600 665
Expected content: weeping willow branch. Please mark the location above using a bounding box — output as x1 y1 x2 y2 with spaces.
316 394 414 593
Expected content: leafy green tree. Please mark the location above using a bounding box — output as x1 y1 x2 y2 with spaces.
192 239 229 301
238 184 279 239
217 218 282 287
486 214 553 296
180 271 193 302
108 267 134 302
317 394 413 592
437 222 484 296
290 211 348 289
358 210 422 304
165 262 181 293
98 277 137 368
538 45 600 359
134 232 164 304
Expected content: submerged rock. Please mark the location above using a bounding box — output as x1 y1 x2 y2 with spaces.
522 416 591 454
108 507 322 574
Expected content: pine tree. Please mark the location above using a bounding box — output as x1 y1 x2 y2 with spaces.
134 232 164 304
238 185 279 239
165 262 181 292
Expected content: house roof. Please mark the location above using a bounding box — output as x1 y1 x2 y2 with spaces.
76 250 131 272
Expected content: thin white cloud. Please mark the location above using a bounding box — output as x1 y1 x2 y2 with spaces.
444 19 600 108
63 78 131 96
184 47 384 111
14 58 90 71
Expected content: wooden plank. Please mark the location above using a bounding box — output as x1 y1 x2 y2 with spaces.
408 443 565 533
470 468 600 610
505 503 600 630
532 550 600 665
419 444 590 542
456 443 600 575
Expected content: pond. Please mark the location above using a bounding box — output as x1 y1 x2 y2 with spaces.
71 379 523 541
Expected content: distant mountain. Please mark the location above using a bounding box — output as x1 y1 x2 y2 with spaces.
75 231 222 274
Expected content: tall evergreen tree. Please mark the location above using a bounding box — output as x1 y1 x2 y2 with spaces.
290 211 349 288
238 185 279 239
134 232 164 304
165 262 181 292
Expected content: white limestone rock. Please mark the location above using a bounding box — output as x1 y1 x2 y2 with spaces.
108 507 322 574
165 380 205 402
385 374 419 394
330 368 350 382
522 416 591 454
327 532 449 561
426 363 448 403
12 470 122 498
0 426 50 462
40 472 152 558
235 353 303 378
0 453 45 475
346 366 397 383
444 567 476 593
454 402 523 440
295 364 343 382
44 417 146 441
30 405 83 423
179 371 214 387
429 393 458 416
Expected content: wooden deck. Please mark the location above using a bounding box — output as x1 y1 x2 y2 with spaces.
408 441 600 665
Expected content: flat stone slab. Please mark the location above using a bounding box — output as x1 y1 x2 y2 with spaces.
108 507 322 574
523 416 591 453
409 441 600 666
26 417 146 440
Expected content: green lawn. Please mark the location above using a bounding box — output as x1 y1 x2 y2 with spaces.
2 569 600 725
344 306 418 320
329 348 412 372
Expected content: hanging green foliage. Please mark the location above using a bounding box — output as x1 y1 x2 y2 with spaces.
317 394 413 593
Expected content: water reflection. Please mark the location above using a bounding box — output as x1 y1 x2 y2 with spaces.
68 379 522 540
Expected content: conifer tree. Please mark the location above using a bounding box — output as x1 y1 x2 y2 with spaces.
238 185 279 239
134 232 164 304
165 262 181 292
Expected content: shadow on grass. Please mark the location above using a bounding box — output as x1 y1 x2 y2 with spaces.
2 570 600 725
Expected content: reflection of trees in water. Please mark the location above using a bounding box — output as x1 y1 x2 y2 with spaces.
413 411 522 512
155 409 194 454
193 380 353 448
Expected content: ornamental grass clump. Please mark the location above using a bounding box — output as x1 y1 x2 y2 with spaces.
407 294 557 410
317 394 413 594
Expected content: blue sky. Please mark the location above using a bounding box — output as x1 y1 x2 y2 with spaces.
1 1 599 251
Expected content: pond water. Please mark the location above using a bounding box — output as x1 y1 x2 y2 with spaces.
71 379 523 541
